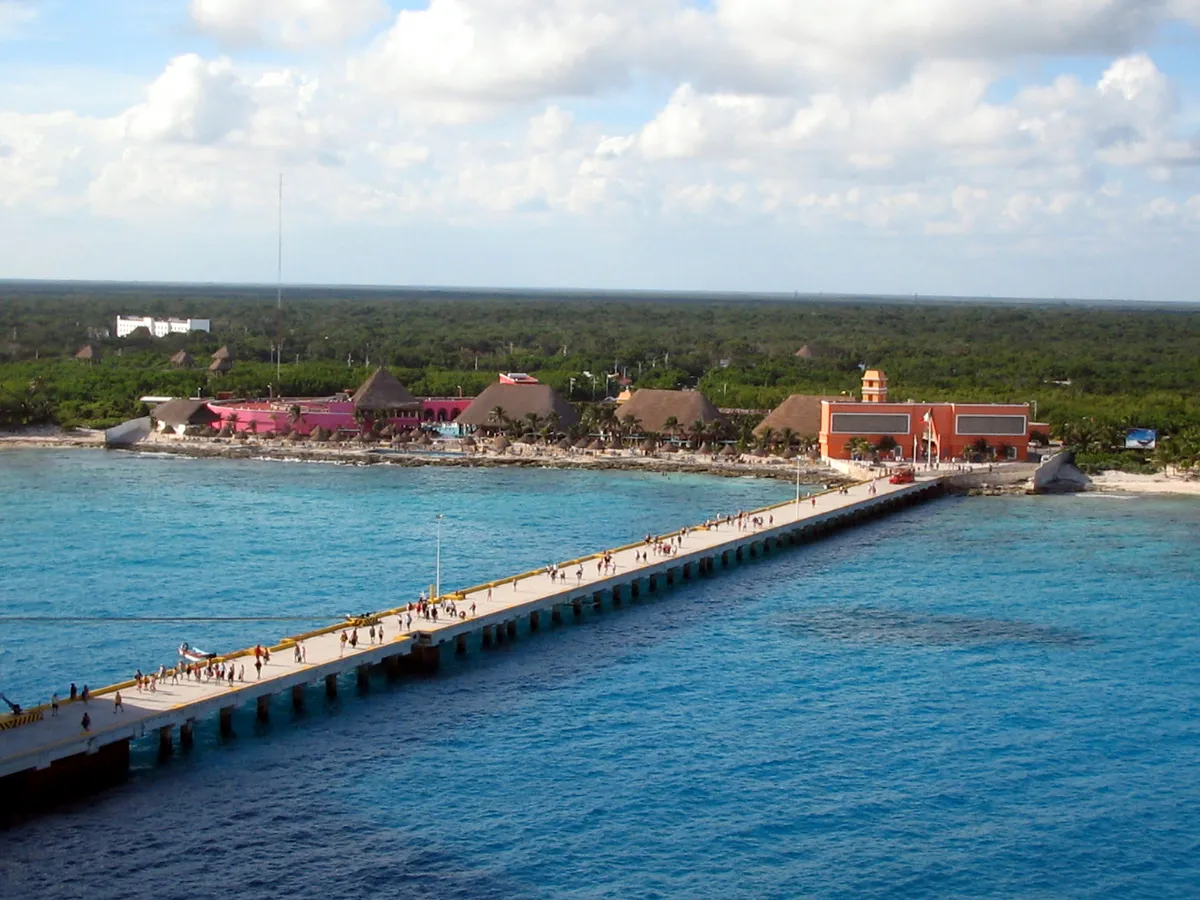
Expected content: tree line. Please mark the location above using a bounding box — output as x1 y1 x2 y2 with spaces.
1 283 1197 468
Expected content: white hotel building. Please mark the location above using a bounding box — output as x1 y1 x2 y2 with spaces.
115 316 211 338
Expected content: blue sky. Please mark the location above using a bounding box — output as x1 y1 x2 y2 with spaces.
1 0 1198 300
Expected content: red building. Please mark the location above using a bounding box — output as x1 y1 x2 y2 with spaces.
819 370 1042 463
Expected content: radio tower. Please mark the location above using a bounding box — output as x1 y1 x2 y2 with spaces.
275 173 283 386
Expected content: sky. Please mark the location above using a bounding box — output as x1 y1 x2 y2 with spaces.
1 0 1199 301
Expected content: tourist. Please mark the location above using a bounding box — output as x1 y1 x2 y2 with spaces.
339 631 348 655
255 656 263 678
369 624 376 644
51 693 59 716
81 712 91 732
264 648 270 664
113 692 123 713
301 643 307 663
350 628 359 649
81 684 90 704
470 602 476 617
239 665 245 681
69 683 77 701
378 623 385 643
486 587 493 603
294 644 302 663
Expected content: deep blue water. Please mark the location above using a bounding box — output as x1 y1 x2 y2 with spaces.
2 452 1199 899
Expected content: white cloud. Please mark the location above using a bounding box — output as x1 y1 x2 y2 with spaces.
189 0 389 48
124 55 252 144
0 0 36 40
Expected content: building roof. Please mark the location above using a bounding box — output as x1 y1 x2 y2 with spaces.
169 350 195 368
211 346 233 360
616 389 723 434
74 343 100 361
350 367 420 411
151 399 220 427
456 382 579 429
863 368 886 380
754 394 839 438
209 357 232 373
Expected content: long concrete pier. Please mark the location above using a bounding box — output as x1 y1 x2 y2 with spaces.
0 471 945 816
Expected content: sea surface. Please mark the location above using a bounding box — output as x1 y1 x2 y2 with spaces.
1 451 1199 899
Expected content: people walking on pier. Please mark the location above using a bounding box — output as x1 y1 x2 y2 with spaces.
81 685 89 704
350 628 359 649
51 693 59 716
70 683 77 701
255 656 263 678
471 602 476 617
239 665 245 681
368 624 376 644
576 566 583 584
486 587 493 603
81 712 91 732
294 644 302 662
113 692 123 713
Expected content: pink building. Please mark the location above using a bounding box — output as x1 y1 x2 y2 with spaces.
207 367 471 437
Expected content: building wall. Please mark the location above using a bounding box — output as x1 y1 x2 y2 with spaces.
116 316 210 338
820 400 1033 461
208 397 472 435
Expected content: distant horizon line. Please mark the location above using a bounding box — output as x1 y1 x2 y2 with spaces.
0 277 1193 309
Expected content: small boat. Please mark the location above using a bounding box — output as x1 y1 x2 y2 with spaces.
178 642 216 664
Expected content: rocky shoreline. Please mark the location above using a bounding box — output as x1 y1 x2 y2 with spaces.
0 430 846 485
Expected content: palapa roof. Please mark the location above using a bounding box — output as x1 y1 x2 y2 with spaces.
753 395 837 439
211 346 233 361
350 367 419 411
456 382 579 429
169 350 195 368
209 357 232 373
152 399 220 428
615 389 723 434
75 343 100 361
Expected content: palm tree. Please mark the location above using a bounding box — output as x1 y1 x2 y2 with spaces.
845 436 870 460
663 416 679 440
688 419 706 449
620 413 642 437
779 427 797 451
758 426 776 451
524 411 543 435
489 405 508 427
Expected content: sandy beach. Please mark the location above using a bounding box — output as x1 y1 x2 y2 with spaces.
1089 472 1200 497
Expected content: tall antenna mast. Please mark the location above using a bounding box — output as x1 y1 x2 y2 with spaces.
275 172 283 385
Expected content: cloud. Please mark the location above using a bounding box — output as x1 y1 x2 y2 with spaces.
124 54 253 144
189 0 389 48
0 0 36 40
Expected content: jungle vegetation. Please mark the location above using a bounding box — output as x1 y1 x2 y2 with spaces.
1 282 1197 467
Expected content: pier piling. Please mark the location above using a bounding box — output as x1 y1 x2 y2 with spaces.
325 674 337 699
219 706 234 737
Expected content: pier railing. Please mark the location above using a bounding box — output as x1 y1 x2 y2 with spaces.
8 480 863 730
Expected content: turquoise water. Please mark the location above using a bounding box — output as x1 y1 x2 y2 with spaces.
2 452 1200 898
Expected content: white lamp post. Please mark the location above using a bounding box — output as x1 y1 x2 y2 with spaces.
435 514 444 601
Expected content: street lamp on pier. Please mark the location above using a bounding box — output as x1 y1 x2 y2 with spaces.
435 514 444 601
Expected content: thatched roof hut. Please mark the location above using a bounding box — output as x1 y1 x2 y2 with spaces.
556 437 572 450
351 367 420 413
754 395 836 441
416 432 434 446
615 389 723 434
456 383 579 430
209 357 232 373
697 441 711 454
574 437 590 449
75 343 100 363
151 399 220 431
640 438 657 453
169 350 195 369
287 429 303 442
211 346 233 361
310 427 328 442
587 438 604 451
721 443 739 458
492 434 511 452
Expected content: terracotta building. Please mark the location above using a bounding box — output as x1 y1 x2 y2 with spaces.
819 370 1042 463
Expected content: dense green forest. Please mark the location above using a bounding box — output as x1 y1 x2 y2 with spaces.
1 282 1198 466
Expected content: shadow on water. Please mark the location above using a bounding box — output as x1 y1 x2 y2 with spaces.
787 605 1093 648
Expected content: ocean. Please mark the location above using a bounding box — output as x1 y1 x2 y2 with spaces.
1 451 1198 899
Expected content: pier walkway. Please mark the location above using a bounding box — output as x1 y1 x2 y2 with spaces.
0 471 945 807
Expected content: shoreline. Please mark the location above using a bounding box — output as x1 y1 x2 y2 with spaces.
1087 472 1200 497
0 431 845 485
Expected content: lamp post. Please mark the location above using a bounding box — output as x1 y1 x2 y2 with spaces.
435 514 444 601
795 453 801 516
